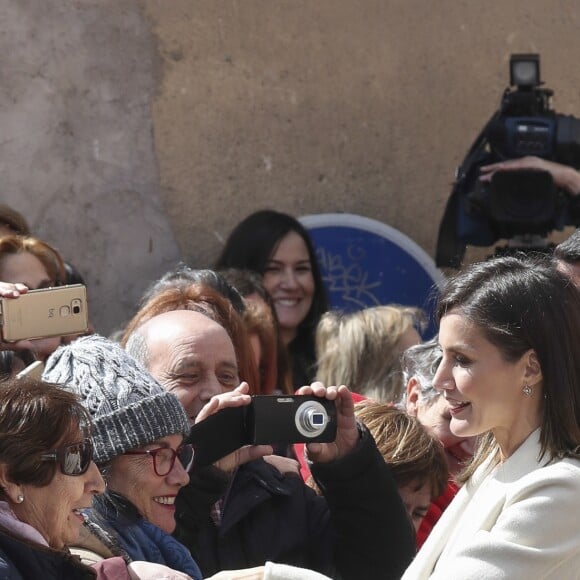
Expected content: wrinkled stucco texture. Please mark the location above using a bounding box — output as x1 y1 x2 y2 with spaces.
2 0 579 333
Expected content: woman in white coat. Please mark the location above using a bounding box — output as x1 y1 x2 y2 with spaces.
402 254 580 580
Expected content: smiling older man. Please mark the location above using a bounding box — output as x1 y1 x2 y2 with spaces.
123 279 416 580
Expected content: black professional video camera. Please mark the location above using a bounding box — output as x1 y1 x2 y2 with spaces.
436 54 580 268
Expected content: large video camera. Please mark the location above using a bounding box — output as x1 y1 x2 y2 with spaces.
436 54 580 268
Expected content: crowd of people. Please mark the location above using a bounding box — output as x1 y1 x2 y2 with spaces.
1 157 580 580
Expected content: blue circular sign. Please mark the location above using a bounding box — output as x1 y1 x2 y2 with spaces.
300 213 444 338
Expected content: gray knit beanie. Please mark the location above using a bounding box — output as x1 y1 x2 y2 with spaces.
43 334 190 466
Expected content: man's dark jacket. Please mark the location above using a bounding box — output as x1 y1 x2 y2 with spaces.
175 427 415 580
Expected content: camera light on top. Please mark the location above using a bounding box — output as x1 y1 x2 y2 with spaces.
510 54 540 89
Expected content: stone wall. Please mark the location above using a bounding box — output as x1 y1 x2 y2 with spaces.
2 0 579 333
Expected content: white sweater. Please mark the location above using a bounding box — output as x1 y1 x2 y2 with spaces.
402 429 580 580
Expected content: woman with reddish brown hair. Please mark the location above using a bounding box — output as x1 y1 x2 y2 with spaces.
242 298 280 395
121 280 260 393
218 267 292 395
0 234 66 289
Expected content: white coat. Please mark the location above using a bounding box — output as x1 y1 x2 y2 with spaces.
402 429 580 579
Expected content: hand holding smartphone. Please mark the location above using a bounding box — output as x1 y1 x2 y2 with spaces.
0 284 89 342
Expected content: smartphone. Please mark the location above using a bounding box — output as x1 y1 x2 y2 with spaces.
16 360 45 380
0 284 89 342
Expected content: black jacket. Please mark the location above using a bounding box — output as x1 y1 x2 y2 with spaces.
175 427 415 580
0 528 95 580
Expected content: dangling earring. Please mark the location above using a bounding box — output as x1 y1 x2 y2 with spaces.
522 384 533 397
15 494 24 503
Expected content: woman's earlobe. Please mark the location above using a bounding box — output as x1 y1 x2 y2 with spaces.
0 463 10 490
0 463 23 504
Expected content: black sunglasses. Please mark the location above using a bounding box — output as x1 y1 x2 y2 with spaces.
125 444 194 477
40 438 94 476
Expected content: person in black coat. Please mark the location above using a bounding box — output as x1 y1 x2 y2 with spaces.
125 306 415 580
176 407 414 580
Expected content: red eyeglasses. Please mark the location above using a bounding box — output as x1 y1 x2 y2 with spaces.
124 444 194 476
40 438 94 476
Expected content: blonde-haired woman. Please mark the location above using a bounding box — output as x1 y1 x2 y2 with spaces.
316 305 424 402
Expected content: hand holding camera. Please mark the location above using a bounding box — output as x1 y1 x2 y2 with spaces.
0 281 29 299
0 282 35 352
480 156 580 196
0 283 88 342
436 53 580 268
194 382 274 473
295 382 358 464
188 382 340 468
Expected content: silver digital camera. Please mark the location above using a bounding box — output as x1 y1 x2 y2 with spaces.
187 395 337 467
248 395 336 444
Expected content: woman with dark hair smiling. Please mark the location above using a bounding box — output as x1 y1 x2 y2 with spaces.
402 254 580 579
216 210 328 387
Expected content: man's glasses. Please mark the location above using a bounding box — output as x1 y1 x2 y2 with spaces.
40 438 94 476
125 444 195 477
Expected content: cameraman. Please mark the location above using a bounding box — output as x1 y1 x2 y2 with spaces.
479 155 580 195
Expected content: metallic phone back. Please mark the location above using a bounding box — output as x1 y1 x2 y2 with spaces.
0 284 89 341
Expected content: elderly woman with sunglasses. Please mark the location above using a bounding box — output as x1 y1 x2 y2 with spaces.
43 335 337 580
43 335 203 579
0 377 193 579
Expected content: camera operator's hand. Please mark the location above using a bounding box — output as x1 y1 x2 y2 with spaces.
195 382 273 474
480 156 580 195
296 383 359 464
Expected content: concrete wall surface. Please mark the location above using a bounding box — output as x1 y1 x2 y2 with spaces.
2 0 580 333
0 0 181 334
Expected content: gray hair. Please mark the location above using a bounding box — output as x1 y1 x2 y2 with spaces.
124 330 151 368
400 337 442 406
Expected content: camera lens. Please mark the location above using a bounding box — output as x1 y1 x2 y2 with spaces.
311 413 324 426
295 401 329 438
73 305 81 314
